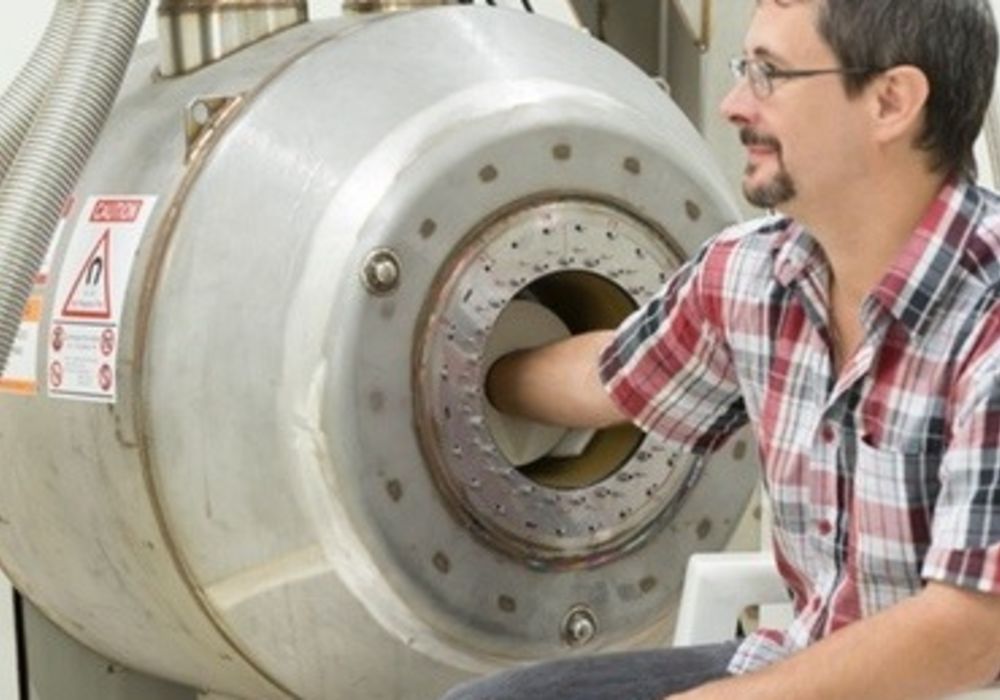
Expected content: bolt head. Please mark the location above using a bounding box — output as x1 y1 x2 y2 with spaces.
361 249 401 295
561 606 598 647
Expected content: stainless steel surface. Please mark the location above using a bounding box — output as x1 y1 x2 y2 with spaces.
183 94 244 161
345 0 456 11
417 198 692 566
0 7 759 699
157 0 307 76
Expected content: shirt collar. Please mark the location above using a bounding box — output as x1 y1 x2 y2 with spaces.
868 177 982 336
770 218 824 288
769 177 984 337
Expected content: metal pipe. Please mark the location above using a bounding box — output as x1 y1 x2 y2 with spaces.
344 0 456 12
0 0 149 375
0 0 80 184
158 0 308 77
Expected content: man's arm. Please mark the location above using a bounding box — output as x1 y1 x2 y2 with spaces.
670 581 1000 700
486 330 628 429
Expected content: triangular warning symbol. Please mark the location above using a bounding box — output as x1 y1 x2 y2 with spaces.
61 229 112 319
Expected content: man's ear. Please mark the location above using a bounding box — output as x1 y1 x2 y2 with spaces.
869 65 930 145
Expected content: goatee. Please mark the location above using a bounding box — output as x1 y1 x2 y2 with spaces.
739 127 797 209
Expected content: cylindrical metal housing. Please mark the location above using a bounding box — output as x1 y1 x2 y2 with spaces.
0 8 757 699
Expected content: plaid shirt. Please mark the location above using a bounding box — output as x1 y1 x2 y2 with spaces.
599 179 1000 674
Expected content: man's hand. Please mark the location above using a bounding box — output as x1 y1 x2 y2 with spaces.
662 582 1000 700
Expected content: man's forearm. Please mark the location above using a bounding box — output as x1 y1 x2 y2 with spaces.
671 582 1000 700
486 330 626 429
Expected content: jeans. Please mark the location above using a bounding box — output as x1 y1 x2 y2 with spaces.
439 641 740 700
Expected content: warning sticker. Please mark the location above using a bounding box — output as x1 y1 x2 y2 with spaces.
0 296 43 395
60 229 112 319
48 195 157 402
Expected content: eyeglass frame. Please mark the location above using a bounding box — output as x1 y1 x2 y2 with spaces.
729 57 885 98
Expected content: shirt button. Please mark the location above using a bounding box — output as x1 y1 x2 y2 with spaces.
821 424 837 444
817 519 833 536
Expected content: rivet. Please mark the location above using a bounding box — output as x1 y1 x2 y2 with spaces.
432 552 451 574
685 200 702 221
733 440 748 460
386 479 403 502
552 144 572 161
419 218 437 238
696 517 712 540
624 157 642 175
479 165 499 183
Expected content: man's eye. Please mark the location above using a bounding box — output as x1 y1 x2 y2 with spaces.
760 62 779 76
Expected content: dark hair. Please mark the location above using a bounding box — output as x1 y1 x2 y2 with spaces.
771 0 999 178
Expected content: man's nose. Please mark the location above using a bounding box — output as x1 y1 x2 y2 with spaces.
720 79 756 127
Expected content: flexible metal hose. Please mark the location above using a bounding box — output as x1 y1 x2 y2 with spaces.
0 0 149 375
0 0 80 184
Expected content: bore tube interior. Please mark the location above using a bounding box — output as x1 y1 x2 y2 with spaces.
505 271 644 490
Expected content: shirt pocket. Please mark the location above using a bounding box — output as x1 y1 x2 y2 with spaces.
852 439 939 609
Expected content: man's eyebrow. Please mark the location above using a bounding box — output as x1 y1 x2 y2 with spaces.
750 46 790 66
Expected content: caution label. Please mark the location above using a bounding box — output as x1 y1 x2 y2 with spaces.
48 195 157 402
60 229 112 319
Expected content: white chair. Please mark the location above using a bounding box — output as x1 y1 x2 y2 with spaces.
674 551 1000 699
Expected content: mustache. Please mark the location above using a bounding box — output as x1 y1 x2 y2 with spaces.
740 128 781 151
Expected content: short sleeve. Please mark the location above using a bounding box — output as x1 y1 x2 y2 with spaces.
923 361 1000 593
598 237 747 454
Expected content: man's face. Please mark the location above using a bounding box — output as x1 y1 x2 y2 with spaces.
720 1 872 211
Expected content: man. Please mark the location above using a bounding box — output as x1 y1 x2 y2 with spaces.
442 0 1000 699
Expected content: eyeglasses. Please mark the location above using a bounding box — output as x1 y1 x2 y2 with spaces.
729 57 881 98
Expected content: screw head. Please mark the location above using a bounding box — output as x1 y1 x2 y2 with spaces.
561 605 598 647
361 248 401 295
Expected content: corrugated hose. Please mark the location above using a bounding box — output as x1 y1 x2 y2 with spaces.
0 0 149 374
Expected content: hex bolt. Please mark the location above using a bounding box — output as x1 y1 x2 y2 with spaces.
561 605 598 648
361 248 401 295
